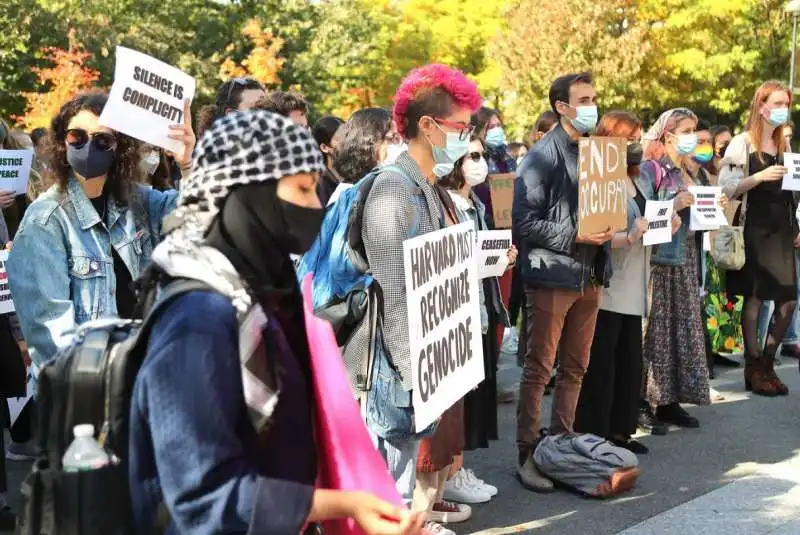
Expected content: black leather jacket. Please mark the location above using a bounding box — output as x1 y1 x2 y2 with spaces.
512 123 612 291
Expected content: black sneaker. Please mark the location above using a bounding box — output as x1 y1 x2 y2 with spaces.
610 437 649 455
656 403 700 428
638 403 669 435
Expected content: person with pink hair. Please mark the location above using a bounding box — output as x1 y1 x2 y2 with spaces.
360 63 480 535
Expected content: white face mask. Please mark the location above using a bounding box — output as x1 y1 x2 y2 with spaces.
141 151 160 175
384 142 408 164
463 156 488 187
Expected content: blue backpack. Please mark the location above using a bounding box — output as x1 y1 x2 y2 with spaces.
297 165 419 347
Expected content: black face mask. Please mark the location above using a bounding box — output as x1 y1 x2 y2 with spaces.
718 142 730 159
66 143 115 179
626 142 644 167
279 199 325 255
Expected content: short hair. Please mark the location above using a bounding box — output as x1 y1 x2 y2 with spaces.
507 142 527 159
256 91 308 117
196 78 264 138
331 108 392 183
534 111 558 133
393 63 482 139
31 127 48 147
549 72 594 115
311 115 344 148
696 119 711 132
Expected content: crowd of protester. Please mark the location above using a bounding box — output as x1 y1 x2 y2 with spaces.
0 59 796 535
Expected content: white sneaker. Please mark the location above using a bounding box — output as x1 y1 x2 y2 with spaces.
442 469 491 504
710 387 725 401
428 501 472 523
424 521 456 535
464 468 498 497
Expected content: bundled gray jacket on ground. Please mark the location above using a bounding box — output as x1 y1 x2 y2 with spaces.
512 124 611 290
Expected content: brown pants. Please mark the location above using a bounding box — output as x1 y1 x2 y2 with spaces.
516 285 602 454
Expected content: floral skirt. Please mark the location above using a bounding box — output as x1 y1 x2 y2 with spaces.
644 239 710 406
704 254 744 353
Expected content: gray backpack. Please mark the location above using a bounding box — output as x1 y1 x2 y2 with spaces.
533 433 640 498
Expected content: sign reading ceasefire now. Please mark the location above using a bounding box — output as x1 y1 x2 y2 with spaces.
577 137 628 236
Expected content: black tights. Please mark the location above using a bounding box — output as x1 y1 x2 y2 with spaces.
742 296 797 360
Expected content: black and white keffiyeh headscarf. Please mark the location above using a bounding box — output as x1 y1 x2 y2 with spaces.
151 110 324 432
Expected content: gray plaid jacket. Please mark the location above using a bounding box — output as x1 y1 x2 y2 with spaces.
360 152 445 390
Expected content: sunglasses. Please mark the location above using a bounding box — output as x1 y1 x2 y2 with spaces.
65 129 117 151
468 151 484 162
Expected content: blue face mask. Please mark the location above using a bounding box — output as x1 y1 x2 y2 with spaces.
767 107 790 127
485 126 506 148
675 133 698 156
569 105 598 134
431 128 470 178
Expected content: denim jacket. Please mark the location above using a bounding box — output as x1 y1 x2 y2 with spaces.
7 177 177 371
642 158 709 267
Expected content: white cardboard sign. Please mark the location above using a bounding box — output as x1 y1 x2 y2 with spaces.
477 230 512 279
100 46 196 153
688 186 728 231
0 150 33 196
642 200 673 246
0 251 15 314
403 222 484 432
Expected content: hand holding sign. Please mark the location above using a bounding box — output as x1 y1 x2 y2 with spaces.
673 191 695 211
758 164 788 184
577 228 613 245
642 200 673 246
0 191 15 209
630 217 648 242
167 99 196 169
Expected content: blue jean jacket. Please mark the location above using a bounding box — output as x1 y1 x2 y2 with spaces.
7 177 177 371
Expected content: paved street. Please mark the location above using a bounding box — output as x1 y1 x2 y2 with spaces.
2 352 798 534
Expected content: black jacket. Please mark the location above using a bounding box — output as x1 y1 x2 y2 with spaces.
512 123 611 290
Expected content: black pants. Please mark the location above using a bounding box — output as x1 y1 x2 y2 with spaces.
575 310 643 439
10 400 34 444
0 400 7 493
508 263 524 326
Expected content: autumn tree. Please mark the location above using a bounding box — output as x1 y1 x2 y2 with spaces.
220 19 286 87
15 30 99 130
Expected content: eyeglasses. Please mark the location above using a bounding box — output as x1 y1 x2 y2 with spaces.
433 118 475 141
224 77 262 105
65 129 117 151
468 151 484 162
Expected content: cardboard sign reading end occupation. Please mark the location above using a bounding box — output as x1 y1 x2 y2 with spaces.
0 150 33 196
782 153 800 191
578 137 628 236
488 173 515 229
100 46 196 154
403 222 484 432
0 251 15 314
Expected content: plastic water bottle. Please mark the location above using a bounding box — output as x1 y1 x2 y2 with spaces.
62 424 110 472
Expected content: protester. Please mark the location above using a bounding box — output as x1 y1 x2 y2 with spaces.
359 64 480 532
7 91 189 370
0 311 25 529
139 144 182 191
470 107 515 220
513 72 612 493
575 111 680 454
693 119 714 172
527 111 558 145
710 125 732 177
641 107 723 428
440 136 514 506
507 142 527 166
784 120 794 151
329 108 396 204
257 90 310 127
720 81 797 396
311 115 344 205
195 78 265 138
127 110 425 535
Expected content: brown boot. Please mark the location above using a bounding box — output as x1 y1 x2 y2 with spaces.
763 356 789 396
744 356 780 397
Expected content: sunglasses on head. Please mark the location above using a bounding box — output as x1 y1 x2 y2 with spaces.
468 151 484 162
65 129 117 152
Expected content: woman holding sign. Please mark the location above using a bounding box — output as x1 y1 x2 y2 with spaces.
439 135 516 503
719 81 797 396
640 108 725 429
575 111 680 453
6 91 185 369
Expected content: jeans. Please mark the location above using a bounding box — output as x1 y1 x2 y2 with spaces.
757 251 800 348
373 434 421 507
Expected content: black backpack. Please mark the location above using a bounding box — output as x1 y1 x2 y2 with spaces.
17 278 212 535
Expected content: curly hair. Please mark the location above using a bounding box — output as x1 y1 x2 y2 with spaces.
393 64 482 139
46 90 141 205
439 136 484 191
331 108 391 183
255 91 308 117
